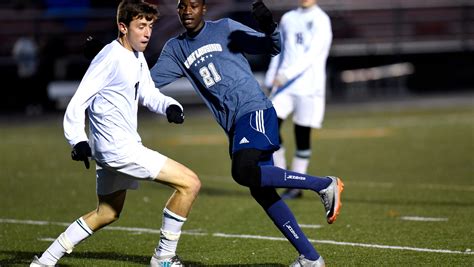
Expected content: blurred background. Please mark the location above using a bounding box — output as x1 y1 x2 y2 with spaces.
1 0 473 114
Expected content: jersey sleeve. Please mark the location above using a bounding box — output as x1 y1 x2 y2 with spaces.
63 54 114 147
227 18 281 56
280 14 332 81
264 53 280 88
139 65 183 115
150 41 184 89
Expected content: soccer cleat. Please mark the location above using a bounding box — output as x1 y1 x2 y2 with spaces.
281 188 303 200
30 255 54 267
318 176 344 224
150 254 184 267
290 255 325 267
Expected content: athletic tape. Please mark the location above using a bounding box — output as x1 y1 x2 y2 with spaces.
58 232 74 254
160 229 181 241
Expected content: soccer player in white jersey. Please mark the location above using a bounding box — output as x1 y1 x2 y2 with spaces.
264 0 333 199
30 1 200 266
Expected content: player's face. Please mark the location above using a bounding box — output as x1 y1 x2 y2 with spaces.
299 0 317 8
177 0 206 34
119 17 154 52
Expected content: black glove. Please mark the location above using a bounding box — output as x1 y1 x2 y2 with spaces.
166 105 185 124
83 36 105 60
251 0 277 34
71 141 92 169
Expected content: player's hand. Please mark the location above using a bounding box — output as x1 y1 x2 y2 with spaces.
83 36 105 60
166 105 185 124
71 141 92 169
251 0 277 34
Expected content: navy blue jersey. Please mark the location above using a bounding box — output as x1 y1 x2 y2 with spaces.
150 18 281 133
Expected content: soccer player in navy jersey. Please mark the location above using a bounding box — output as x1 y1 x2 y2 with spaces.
148 0 344 265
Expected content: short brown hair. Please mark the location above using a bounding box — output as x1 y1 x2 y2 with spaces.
117 0 159 28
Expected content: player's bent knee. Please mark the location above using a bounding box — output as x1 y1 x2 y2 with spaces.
180 170 201 197
231 149 262 187
186 173 201 197
231 163 260 187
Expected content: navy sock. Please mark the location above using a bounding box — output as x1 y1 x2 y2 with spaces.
266 200 319 260
260 165 331 192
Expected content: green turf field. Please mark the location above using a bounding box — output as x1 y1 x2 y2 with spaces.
1 98 473 266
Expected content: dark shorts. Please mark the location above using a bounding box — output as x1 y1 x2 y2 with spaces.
229 107 280 155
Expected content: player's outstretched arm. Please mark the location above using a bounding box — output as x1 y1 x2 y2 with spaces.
227 18 281 56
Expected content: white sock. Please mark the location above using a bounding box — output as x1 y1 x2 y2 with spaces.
39 217 93 265
154 208 186 258
291 155 310 174
273 147 286 169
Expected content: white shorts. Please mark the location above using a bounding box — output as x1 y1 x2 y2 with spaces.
272 92 326 128
95 145 168 195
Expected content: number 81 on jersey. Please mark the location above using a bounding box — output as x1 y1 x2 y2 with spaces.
199 62 221 88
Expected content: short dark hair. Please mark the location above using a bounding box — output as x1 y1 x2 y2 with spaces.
177 0 206 6
117 0 159 27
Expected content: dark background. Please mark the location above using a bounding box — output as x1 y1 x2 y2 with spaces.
1 0 473 113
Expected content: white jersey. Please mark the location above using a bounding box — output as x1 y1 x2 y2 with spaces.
64 40 181 163
265 5 332 97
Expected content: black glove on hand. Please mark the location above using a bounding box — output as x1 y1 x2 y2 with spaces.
166 105 185 124
71 141 92 169
251 0 277 34
83 36 105 60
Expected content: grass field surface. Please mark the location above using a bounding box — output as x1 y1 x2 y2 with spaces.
1 95 473 266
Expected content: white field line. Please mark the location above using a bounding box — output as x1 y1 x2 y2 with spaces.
299 224 323 229
1 218 473 255
213 233 474 255
400 216 449 222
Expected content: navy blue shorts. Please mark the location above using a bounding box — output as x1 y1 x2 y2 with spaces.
230 107 280 155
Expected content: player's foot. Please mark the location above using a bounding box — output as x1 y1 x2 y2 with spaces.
290 255 325 267
150 254 184 267
30 255 54 267
318 176 344 224
281 188 303 200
